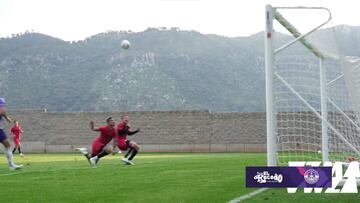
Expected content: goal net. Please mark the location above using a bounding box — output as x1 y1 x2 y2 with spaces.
265 5 360 166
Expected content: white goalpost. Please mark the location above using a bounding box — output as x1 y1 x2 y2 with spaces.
265 4 360 166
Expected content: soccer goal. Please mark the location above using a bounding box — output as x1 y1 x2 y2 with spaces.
265 5 360 166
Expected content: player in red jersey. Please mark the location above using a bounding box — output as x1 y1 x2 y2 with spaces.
11 120 24 157
76 117 117 166
116 114 140 165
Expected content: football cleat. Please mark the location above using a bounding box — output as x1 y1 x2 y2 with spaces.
89 157 98 166
75 148 88 155
9 164 23 171
121 158 130 164
127 160 135 166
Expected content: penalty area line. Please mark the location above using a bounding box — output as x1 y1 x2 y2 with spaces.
227 188 269 203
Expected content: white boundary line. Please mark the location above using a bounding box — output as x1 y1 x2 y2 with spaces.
0 156 164 177
227 188 269 203
0 159 159 177
0 166 92 177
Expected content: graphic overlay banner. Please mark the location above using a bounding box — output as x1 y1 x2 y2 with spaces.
246 167 332 188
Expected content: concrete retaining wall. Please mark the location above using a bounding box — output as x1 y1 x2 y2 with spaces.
2 110 267 153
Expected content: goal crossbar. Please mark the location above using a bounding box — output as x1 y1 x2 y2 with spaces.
273 7 331 58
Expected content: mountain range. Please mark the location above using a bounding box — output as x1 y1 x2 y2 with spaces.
1 25 360 112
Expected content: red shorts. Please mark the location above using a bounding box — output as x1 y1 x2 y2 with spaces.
91 141 106 157
13 138 20 145
117 139 130 151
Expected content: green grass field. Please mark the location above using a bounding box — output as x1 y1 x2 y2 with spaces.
0 153 359 203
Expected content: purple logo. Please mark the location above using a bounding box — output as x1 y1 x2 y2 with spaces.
304 169 320 184
246 166 332 188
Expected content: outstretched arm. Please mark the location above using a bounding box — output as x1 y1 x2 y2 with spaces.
118 126 140 136
1 110 12 123
90 121 100 131
128 128 140 135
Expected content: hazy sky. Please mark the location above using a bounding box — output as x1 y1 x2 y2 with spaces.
0 0 359 41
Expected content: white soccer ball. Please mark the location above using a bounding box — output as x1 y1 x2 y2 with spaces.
317 150 322 154
121 40 131 50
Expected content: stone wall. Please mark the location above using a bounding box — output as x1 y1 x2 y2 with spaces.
2 109 267 153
